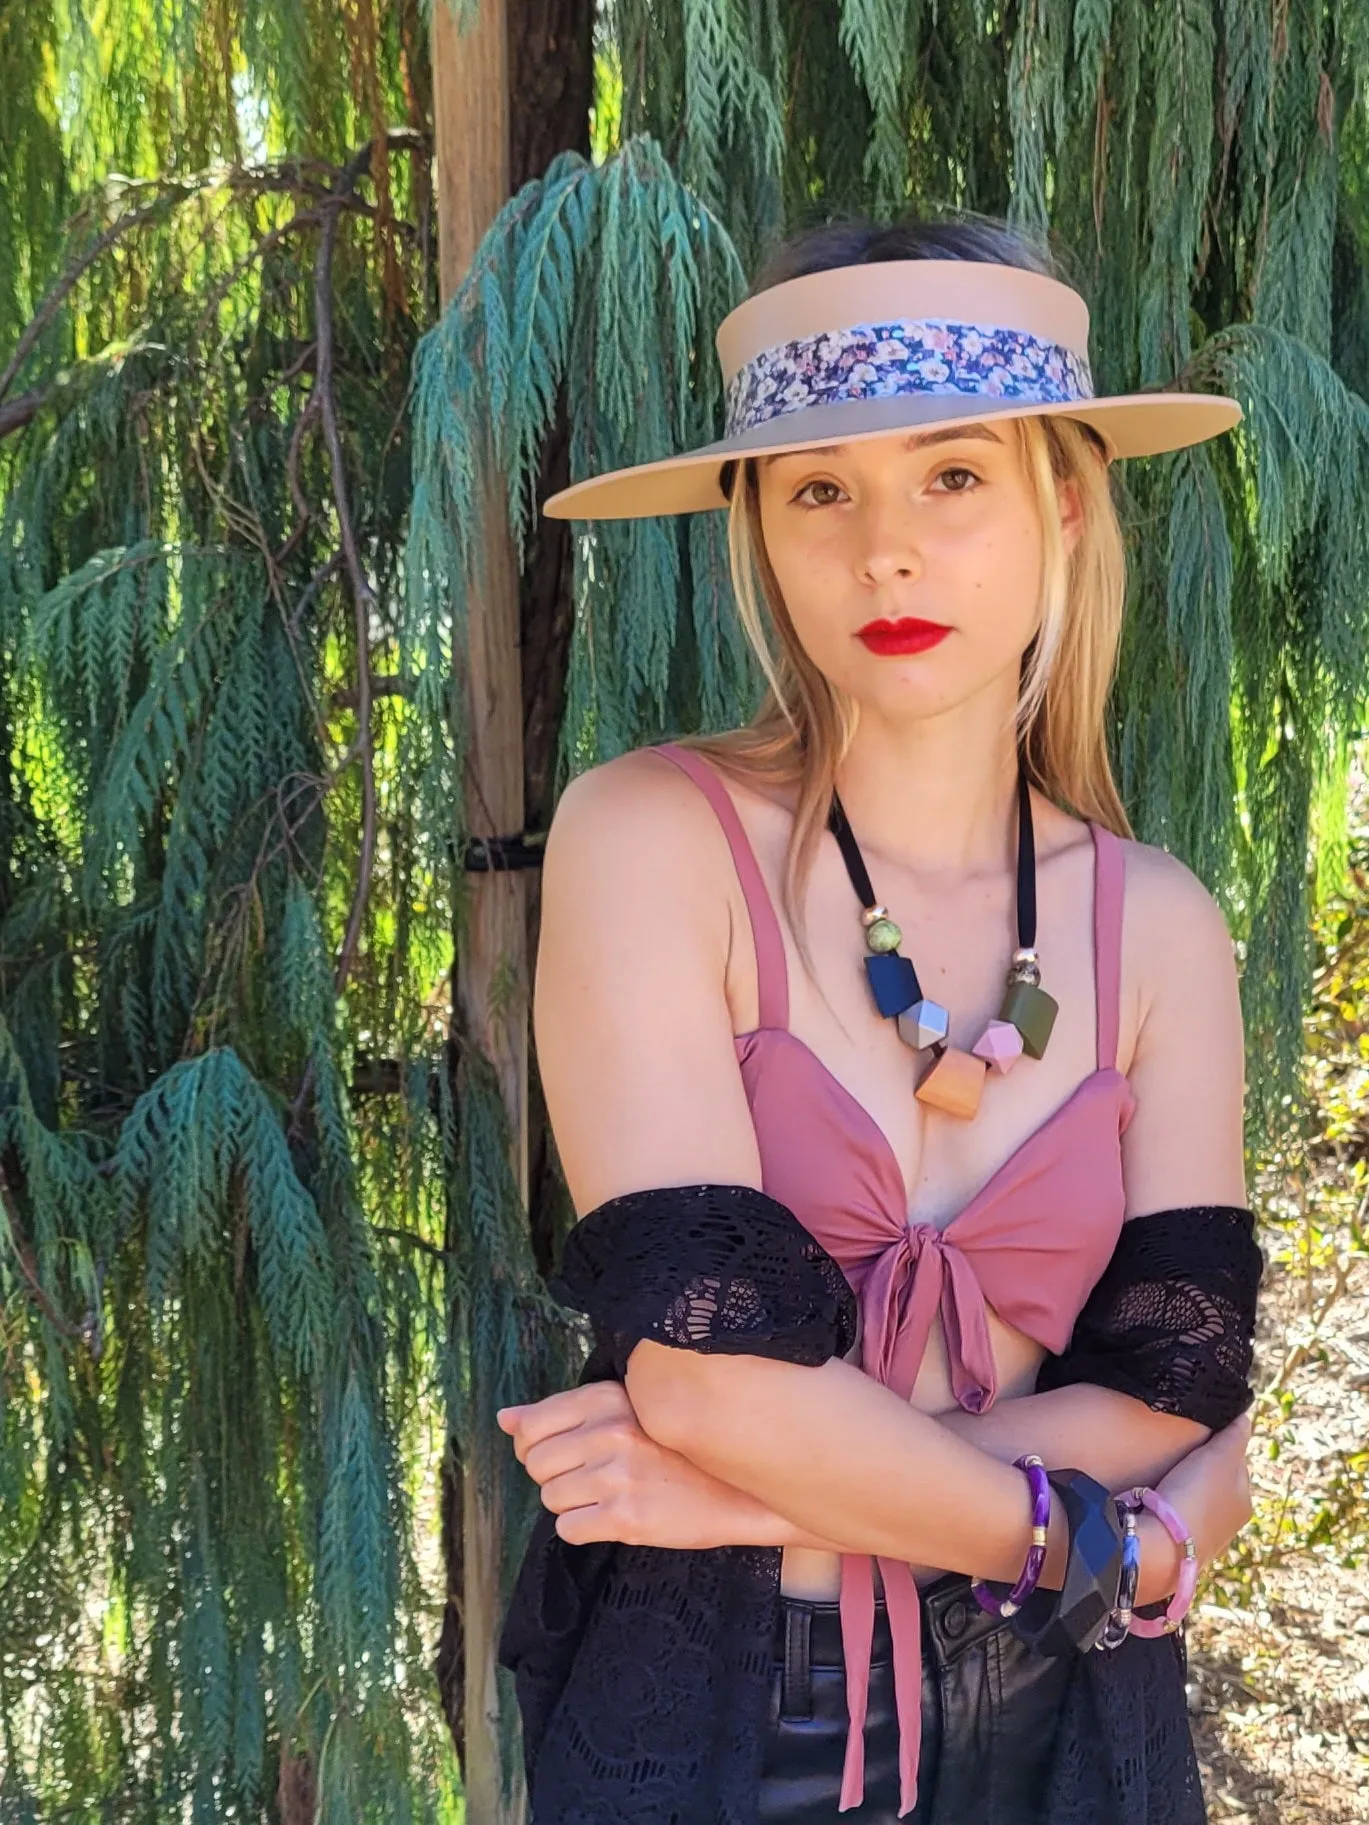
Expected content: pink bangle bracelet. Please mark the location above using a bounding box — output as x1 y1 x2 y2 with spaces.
1119 1486 1198 1636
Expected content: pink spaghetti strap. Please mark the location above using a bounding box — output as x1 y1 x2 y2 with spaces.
651 743 790 1030
1090 823 1126 1072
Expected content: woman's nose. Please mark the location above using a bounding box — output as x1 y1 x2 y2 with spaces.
856 497 923 585
861 521 927 584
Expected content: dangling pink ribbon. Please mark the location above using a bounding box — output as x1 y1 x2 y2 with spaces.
833 1222 999 1814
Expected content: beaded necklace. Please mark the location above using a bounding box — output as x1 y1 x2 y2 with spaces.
825 767 1058 1120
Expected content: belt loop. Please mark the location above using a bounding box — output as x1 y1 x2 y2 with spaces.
779 1602 813 1721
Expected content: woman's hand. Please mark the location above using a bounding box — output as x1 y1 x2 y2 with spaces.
497 1381 815 1550
1131 1410 1254 1604
1155 1408 1254 1561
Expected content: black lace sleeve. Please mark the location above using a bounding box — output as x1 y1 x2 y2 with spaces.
549 1179 859 1377
1035 1204 1264 1430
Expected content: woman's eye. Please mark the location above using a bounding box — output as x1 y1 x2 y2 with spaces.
793 479 846 508
935 466 980 493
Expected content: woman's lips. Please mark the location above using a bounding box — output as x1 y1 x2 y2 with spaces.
856 617 952 655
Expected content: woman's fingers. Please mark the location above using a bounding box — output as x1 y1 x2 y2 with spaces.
497 1381 633 1461
1210 1410 1254 1456
538 1464 612 1516
555 1504 612 1546
524 1428 598 1487
1156 1405 1258 1565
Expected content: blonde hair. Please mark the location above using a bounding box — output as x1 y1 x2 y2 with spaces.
682 413 1133 958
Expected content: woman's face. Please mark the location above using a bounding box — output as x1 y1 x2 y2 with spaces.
754 422 1083 727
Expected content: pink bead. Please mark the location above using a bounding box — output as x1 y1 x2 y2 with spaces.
1123 1485 1200 1637
972 1019 1024 1075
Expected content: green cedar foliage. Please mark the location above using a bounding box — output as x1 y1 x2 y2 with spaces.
0 3 481 1819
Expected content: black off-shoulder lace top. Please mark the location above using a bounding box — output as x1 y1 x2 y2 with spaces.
499 1184 1262 1824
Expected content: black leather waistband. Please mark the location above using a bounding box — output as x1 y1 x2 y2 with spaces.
773 1573 1011 1669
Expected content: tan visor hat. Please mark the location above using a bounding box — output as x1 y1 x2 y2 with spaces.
542 259 1242 521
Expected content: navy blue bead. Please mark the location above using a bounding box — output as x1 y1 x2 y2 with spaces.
865 952 918 1017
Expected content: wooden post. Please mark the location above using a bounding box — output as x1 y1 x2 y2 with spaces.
431 3 528 1821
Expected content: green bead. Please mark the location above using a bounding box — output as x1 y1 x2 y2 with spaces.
864 918 903 954
999 980 1059 1060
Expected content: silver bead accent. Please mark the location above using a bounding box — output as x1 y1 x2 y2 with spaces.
1008 946 1042 988
896 998 950 1051
861 905 891 928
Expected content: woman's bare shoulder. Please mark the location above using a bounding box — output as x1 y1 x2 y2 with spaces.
547 745 736 879
1114 834 1237 987
535 744 765 1210
1112 832 1246 1208
1107 835 1240 1066
538 746 743 1011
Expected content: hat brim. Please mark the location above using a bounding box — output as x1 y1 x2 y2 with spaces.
541 390 1242 521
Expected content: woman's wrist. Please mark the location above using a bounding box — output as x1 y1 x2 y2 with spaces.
716 1486 847 1553
1132 1508 1184 1607
764 1507 852 1553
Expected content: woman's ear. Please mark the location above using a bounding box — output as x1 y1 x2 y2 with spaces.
1057 474 1085 557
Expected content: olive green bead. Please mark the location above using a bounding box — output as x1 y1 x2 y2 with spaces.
998 979 1059 1060
863 917 903 954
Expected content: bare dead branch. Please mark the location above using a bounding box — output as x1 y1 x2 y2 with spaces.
0 386 54 441
276 393 323 568
314 190 379 1003
288 551 344 636
331 674 413 712
0 195 175 405
0 1159 98 1355
0 126 430 416
371 1224 451 1263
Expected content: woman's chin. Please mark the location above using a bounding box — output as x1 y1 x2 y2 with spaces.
842 669 1024 734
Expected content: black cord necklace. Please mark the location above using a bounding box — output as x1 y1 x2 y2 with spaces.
826 764 1058 1120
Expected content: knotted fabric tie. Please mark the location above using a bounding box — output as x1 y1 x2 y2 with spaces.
837 1221 999 1816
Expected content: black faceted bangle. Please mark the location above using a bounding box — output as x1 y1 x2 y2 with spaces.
1097 1502 1143 1651
1007 1467 1125 1657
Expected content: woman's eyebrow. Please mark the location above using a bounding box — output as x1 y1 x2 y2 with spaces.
761 425 1005 467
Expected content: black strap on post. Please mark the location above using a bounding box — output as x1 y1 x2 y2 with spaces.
461 832 546 872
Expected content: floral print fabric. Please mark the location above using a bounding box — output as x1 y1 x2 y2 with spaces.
724 318 1094 438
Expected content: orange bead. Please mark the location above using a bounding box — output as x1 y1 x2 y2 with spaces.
914 1046 988 1120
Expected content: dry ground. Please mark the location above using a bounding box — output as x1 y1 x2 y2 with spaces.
1188 1231 1369 1822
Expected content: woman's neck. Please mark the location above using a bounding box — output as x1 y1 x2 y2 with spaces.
832 696 1022 876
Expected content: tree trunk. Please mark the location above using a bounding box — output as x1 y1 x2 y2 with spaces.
430 0 594 1812
512 0 595 1280
432 4 524 1821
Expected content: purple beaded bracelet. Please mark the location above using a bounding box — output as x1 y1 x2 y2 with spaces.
971 1453 1051 1619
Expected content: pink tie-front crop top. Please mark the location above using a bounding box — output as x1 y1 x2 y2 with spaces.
652 743 1137 1818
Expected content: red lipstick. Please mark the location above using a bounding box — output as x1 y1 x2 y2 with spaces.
856 616 952 656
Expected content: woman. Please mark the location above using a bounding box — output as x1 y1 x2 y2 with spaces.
494 217 1263 1825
